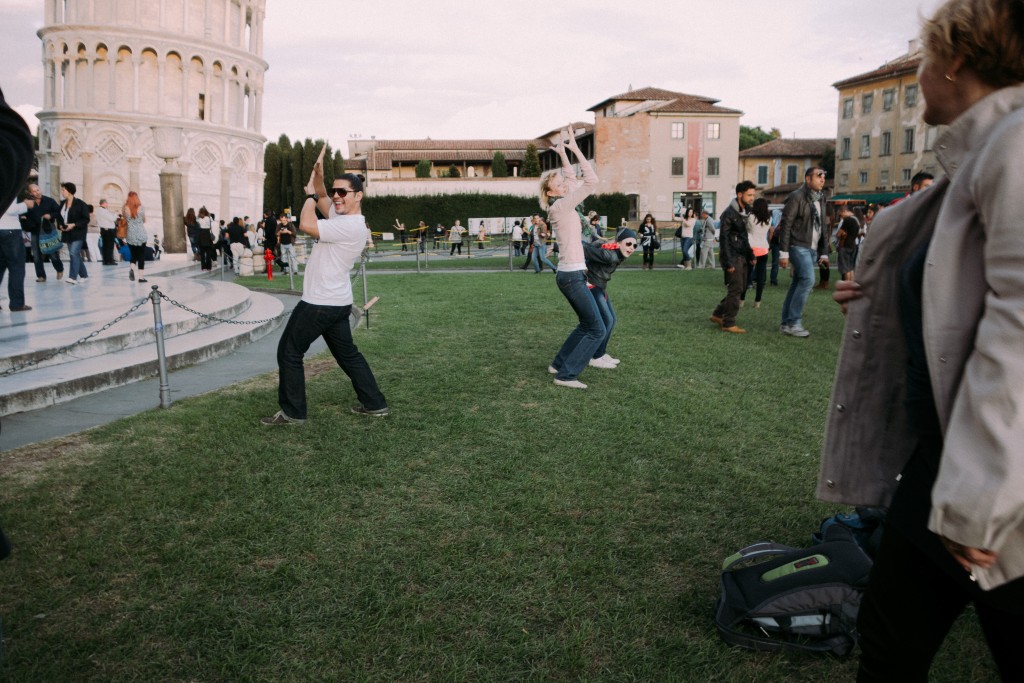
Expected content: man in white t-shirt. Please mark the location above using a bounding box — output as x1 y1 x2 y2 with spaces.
262 156 388 425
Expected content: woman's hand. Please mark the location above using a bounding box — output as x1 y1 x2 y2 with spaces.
941 536 998 575
565 126 582 151
832 280 862 316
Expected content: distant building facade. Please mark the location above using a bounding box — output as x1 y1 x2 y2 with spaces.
832 43 943 203
35 0 268 239
739 138 834 195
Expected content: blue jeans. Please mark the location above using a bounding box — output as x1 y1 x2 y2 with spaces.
680 237 694 265
67 239 89 280
30 231 64 278
534 244 557 272
0 230 27 308
781 245 815 327
551 270 606 381
276 300 387 420
590 287 616 359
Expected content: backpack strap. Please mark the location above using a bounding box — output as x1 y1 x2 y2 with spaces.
721 542 794 571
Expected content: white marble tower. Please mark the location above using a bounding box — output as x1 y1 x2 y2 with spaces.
36 0 268 242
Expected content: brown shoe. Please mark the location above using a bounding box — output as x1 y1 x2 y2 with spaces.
56 271 63 280
9 305 32 312
722 325 746 334
709 315 723 325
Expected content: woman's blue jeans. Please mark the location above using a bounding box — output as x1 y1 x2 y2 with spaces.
591 287 616 359
68 239 89 280
551 271 606 381
534 244 557 272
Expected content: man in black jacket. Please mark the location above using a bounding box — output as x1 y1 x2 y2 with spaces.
23 183 66 280
710 181 757 334
777 167 829 337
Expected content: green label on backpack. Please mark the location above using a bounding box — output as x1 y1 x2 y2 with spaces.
760 554 829 582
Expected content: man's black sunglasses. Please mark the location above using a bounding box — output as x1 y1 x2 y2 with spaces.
326 187 357 198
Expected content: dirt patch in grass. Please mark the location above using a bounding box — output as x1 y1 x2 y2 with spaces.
0 433 100 482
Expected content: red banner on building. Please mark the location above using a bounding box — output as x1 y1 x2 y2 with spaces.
686 122 704 191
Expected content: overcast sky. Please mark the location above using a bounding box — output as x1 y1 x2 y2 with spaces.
2 0 944 152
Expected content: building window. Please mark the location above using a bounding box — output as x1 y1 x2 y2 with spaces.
843 98 854 119
786 164 798 184
840 172 850 186
707 157 720 176
859 134 871 158
883 88 895 111
902 168 912 183
840 137 851 160
862 93 873 114
706 123 720 140
924 126 939 151
880 169 890 186
671 122 684 139
756 164 768 185
881 131 892 156
903 127 916 153
671 157 685 176
905 84 918 107
198 93 205 120
859 171 869 185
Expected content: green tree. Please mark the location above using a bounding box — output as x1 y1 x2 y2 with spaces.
819 147 836 178
446 165 461 178
263 142 282 213
290 140 305 210
333 150 344 179
321 142 336 183
491 151 508 178
739 125 779 151
415 159 432 178
522 143 541 177
277 134 293 211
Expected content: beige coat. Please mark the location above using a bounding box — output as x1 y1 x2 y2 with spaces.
818 83 1024 590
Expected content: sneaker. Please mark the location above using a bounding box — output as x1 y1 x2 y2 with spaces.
598 354 620 365
709 315 723 326
351 404 389 417
138 278 148 283
547 365 559 375
721 325 747 334
260 410 306 425
779 324 791 334
783 324 811 338
129 269 135 281
588 357 617 369
553 378 587 389
36 277 45 282
754 301 761 309
676 264 685 269
65 278 78 285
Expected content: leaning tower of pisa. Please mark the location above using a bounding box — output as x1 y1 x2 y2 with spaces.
35 0 268 244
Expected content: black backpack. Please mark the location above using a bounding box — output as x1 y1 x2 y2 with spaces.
714 524 873 657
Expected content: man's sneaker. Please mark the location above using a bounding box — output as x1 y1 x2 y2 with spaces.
709 315 723 326
65 278 78 285
782 324 811 338
261 410 306 425
779 324 791 334
553 378 587 389
351 404 389 417
548 365 559 375
588 357 617 369
721 325 747 334
597 354 620 365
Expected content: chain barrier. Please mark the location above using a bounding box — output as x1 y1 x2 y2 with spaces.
155 290 287 326
1 296 151 378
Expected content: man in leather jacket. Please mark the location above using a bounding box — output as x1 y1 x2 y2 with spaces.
777 167 830 337
710 181 757 334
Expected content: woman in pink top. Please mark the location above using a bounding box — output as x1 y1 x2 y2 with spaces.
541 128 600 389
741 198 772 308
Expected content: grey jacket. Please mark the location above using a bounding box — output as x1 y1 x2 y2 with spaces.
818 83 1024 590
778 185 829 257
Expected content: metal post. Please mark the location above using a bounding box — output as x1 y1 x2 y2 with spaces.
508 236 514 272
415 243 421 274
287 247 295 290
361 258 370 329
148 285 173 408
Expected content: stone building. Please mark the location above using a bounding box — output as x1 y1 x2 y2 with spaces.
584 87 741 221
35 0 268 246
832 42 943 203
738 137 834 199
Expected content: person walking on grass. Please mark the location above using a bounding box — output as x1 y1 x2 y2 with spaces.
777 166 830 337
263 146 388 425
710 181 757 334
543 126 600 389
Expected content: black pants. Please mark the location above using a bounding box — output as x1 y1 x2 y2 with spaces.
642 246 655 267
450 242 461 255
857 525 1024 682
712 262 747 327
100 229 117 264
128 244 146 271
741 255 767 303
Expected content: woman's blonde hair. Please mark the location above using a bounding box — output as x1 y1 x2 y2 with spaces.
539 172 560 211
921 0 1024 87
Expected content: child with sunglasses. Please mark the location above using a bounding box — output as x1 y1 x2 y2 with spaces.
583 228 637 369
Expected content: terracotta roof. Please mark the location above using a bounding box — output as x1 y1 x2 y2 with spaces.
739 138 835 158
587 86 742 115
832 52 921 89
373 139 538 152
536 122 593 141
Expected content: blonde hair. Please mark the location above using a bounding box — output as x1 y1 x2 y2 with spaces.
921 0 1024 88
539 172 560 211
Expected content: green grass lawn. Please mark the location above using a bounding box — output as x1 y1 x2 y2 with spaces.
0 269 996 681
